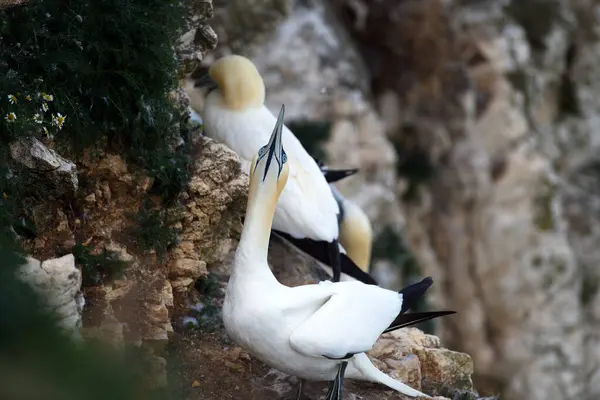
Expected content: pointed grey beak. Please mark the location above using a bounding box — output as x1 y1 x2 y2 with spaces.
194 74 218 91
261 105 286 181
322 168 359 183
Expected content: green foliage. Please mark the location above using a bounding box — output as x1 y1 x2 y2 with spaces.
72 243 131 287
392 141 435 202
0 0 187 154
372 226 440 333
371 226 421 278
286 120 331 162
131 199 180 260
0 248 166 400
0 153 31 253
194 273 221 298
188 297 222 333
0 0 194 255
0 87 65 141
147 146 190 205
533 178 557 231
580 267 599 306
182 273 224 332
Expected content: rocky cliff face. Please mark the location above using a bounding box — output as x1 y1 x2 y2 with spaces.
199 0 408 287
191 0 600 399
333 0 600 399
17 0 600 399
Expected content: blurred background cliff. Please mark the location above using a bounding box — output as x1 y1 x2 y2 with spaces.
1 0 599 399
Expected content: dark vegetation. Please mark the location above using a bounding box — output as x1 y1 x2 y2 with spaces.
371 226 438 333
187 273 224 333
0 2 203 396
130 199 183 261
72 243 131 287
286 120 331 162
0 0 194 267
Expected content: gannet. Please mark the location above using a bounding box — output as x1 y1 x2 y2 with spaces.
319 161 373 273
223 104 456 400
271 162 373 280
188 54 370 285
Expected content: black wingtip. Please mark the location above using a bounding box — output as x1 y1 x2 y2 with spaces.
339 254 378 285
398 277 434 314
384 310 456 333
271 229 378 286
323 168 359 183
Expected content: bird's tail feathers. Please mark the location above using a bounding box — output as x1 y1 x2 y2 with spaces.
322 168 359 183
399 277 433 313
352 353 431 398
384 311 456 334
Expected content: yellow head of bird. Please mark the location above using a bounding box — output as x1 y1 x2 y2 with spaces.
195 55 266 110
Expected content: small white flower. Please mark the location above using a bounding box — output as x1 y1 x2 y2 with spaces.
33 113 43 124
5 112 17 122
42 126 49 136
41 102 49 112
52 112 66 129
42 93 54 102
7 94 17 104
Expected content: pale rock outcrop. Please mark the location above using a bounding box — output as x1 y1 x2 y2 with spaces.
9 137 78 201
18 254 84 339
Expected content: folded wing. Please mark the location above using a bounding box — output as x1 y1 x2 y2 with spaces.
289 282 401 359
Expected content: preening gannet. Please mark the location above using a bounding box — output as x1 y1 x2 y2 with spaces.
188 54 371 285
223 104 456 400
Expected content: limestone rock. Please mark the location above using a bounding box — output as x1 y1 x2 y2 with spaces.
9 137 78 201
178 0 218 74
18 254 83 339
331 0 594 399
178 136 248 269
369 328 474 396
169 258 208 292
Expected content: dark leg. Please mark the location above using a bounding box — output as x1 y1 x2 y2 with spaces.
295 379 305 400
328 239 341 282
325 361 348 400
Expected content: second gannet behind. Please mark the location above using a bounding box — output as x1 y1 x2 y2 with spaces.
223 104 455 400
317 161 373 273
189 54 373 285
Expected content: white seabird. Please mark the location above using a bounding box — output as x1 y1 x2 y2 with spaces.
317 160 373 273
187 54 373 285
223 104 455 400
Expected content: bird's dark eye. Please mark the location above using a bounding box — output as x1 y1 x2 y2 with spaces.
282 152 287 164
258 146 267 157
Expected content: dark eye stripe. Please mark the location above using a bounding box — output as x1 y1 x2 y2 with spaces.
255 143 287 182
